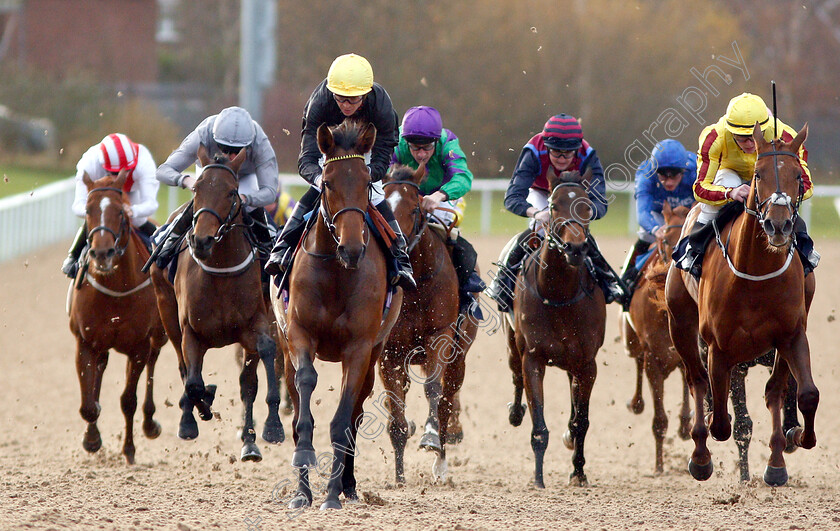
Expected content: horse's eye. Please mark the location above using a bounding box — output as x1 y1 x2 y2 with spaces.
754 172 761 181
322 181 332 190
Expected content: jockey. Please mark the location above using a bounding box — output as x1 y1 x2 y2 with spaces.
618 139 696 294
486 113 627 312
673 92 818 278
151 106 279 269
266 188 296 228
390 105 486 313
264 53 416 290
61 133 159 278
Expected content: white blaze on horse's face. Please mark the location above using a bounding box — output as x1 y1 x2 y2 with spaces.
99 196 111 228
568 191 577 199
387 190 401 212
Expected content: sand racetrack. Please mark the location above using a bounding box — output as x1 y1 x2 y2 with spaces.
1 235 839 530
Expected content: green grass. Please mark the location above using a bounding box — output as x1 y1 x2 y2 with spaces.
0 165 70 196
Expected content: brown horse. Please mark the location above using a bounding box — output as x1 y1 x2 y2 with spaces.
379 163 478 483
620 202 692 474
666 123 818 486
68 170 167 464
150 145 284 461
270 120 403 510
505 169 606 487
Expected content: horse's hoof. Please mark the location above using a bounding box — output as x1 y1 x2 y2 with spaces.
562 430 574 450
785 426 802 453
763 465 788 487
196 402 213 422
241 442 263 462
533 478 545 489
508 402 526 427
288 493 311 509
82 435 102 454
343 490 360 504
419 432 442 453
262 419 285 444
445 430 464 445
569 474 589 487
627 397 644 415
124 450 136 465
396 474 406 485
143 419 162 439
292 449 318 468
320 499 342 510
688 458 714 481
433 455 448 481
178 418 199 440
407 420 416 438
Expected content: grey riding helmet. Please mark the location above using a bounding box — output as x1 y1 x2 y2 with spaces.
212 106 257 148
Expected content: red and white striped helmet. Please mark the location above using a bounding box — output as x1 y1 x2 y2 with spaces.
98 133 139 173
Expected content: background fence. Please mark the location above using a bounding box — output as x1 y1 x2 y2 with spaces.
2 175 836 263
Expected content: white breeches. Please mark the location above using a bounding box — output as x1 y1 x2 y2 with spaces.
697 168 746 224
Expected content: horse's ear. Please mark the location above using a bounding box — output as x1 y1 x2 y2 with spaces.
789 122 808 154
662 200 673 217
547 172 561 192
581 166 593 185
114 168 128 190
197 143 211 166
412 160 427 184
357 122 377 155
230 146 247 174
752 123 767 149
82 171 94 191
317 123 334 155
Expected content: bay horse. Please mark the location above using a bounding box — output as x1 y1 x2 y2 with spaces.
379 163 478 483
505 169 606 487
620 202 692 474
666 123 818 486
68 170 167 464
149 145 284 461
269 120 403 510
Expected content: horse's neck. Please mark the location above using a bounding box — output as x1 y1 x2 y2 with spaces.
310 215 336 254
534 244 580 298
412 230 445 276
206 217 253 264
728 213 791 273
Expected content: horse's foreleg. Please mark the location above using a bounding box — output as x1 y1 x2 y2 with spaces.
568 360 596 487
764 355 792 486
645 363 668 475
435 342 466 481
707 347 733 442
142 344 162 440
665 267 711 480
623 315 645 414
419 331 451 456
286 338 317 509
782 331 819 451
322 350 374 510
120 353 145 464
182 328 213 422
76 341 108 454
254 330 285 445
522 354 548 489
340 361 377 504
782 374 800 453
379 354 410 484
730 363 752 482
678 365 692 441
239 348 262 462
506 324 526 426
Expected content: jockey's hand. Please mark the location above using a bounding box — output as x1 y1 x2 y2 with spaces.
123 205 134 218
181 175 197 191
533 209 551 228
421 191 447 214
728 184 750 203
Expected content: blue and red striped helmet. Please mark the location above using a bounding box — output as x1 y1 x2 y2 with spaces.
542 114 583 151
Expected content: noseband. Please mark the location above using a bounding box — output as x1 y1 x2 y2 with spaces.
191 164 243 242
545 182 591 253
86 186 129 257
746 143 803 226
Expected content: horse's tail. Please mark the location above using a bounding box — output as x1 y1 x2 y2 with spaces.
644 262 669 311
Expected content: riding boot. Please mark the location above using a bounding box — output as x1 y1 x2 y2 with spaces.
137 221 157 254
486 229 534 312
674 201 745 280
793 217 819 276
244 207 277 258
151 202 194 270
450 234 486 317
619 238 651 298
61 225 87 279
375 200 417 290
264 186 320 276
586 236 629 309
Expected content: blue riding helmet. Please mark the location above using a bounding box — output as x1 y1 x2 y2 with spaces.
651 139 691 172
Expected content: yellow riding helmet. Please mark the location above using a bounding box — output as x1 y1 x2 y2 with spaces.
724 93 770 135
326 53 374 97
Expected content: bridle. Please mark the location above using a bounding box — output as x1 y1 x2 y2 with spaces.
745 142 804 231
86 186 129 258
655 222 685 265
544 182 591 254
191 164 244 242
319 153 371 248
383 179 428 252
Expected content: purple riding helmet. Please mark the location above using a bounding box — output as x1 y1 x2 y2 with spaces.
401 106 443 144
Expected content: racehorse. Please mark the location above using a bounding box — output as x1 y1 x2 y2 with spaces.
149 145 284 461
505 169 606 487
270 120 403 510
68 170 167 464
666 123 818 486
379 163 478 483
620 203 692 474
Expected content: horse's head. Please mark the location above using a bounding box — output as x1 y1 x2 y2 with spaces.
657 203 690 264
546 168 593 267
382 162 426 245
318 119 376 269
189 144 245 259
83 170 130 274
751 122 808 248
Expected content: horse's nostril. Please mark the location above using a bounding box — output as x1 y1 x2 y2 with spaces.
782 219 793 236
762 219 775 235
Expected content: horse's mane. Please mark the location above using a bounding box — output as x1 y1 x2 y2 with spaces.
386 164 427 186
331 119 367 151
213 153 228 165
